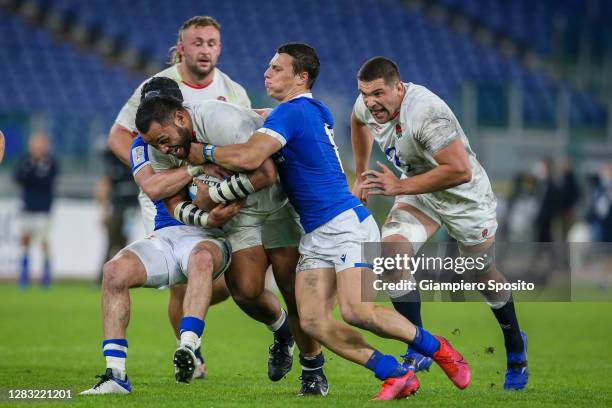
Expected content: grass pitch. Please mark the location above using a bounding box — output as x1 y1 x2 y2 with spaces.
1 282 610 407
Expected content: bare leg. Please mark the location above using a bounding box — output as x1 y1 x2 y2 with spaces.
268 246 321 357
224 245 281 325
101 250 147 339
296 267 377 365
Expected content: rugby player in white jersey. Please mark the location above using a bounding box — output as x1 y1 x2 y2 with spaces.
135 90 327 395
106 16 271 378
351 57 528 390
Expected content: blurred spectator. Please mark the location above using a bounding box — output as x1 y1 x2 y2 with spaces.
589 164 612 242
94 148 138 282
13 132 59 288
558 158 580 239
533 158 560 242
505 172 539 242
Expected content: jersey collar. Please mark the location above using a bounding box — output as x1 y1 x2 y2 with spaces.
287 92 313 101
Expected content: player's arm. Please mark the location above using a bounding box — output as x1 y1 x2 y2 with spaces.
134 163 204 201
351 110 374 204
164 188 243 228
362 139 471 196
192 157 278 211
187 132 282 172
108 123 136 166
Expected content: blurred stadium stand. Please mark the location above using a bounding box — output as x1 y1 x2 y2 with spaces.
0 0 610 183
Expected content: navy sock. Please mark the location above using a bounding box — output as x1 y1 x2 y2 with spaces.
490 298 524 355
194 346 204 362
365 350 406 380
391 289 423 327
273 312 293 342
41 257 51 288
19 254 29 288
410 327 440 357
300 353 324 376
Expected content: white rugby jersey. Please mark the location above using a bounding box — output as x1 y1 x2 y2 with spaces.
353 82 496 215
116 65 251 133
116 64 251 233
149 100 287 216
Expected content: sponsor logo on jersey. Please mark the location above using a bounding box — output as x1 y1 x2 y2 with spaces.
340 254 347 263
482 228 488 238
217 96 227 102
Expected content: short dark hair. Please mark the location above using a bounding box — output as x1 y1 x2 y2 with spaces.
140 77 184 102
277 43 320 89
357 57 401 85
135 95 183 134
169 16 221 64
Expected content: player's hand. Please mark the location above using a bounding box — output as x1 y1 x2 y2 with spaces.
187 142 206 165
351 175 369 206
207 200 244 227
192 177 216 212
361 161 404 196
202 163 233 180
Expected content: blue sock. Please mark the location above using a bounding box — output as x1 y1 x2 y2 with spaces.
300 352 325 376
41 257 51 288
19 254 29 288
410 327 440 357
365 350 407 380
180 316 205 337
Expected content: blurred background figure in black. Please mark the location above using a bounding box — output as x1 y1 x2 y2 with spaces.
13 132 59 289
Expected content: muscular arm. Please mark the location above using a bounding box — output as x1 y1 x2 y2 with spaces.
134 164 194 201
363 139 472 196
164 188 243 228
351 111 374 204
187 132 282 172
108 124 135 166
351 111 374 176
193 157 278 211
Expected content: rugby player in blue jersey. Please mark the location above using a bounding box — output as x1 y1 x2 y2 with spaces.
181 43 472 400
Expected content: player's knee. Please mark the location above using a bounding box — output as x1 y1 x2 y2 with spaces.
339 302 374 329
189 247 214 277
298 313 325 338
102 259 129 291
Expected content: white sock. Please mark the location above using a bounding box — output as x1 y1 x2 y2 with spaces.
266 309 287 332
180 331 199 350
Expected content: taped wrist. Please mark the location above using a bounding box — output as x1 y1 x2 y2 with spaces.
208 173 255 204
174 201 209 227
187 165 204 177
202 143 216 162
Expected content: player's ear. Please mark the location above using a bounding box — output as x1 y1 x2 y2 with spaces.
297 71 308 87
174 110 185 127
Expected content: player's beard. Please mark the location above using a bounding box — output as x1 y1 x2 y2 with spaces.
369 105 391 123
185 55 215 80
171 126 192 159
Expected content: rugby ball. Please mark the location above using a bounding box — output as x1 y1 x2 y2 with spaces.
188 174 222 200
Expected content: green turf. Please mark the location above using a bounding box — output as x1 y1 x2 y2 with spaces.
1 282 610 407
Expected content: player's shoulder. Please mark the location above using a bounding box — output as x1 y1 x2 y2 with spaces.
402 83 451 123
215 69 248 93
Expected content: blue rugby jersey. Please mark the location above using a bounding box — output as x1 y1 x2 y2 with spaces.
259 93 364 233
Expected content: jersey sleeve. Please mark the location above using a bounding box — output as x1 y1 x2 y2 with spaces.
129 135 151 176
115 82 145 133
414 103 459 155
258 103 300 147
